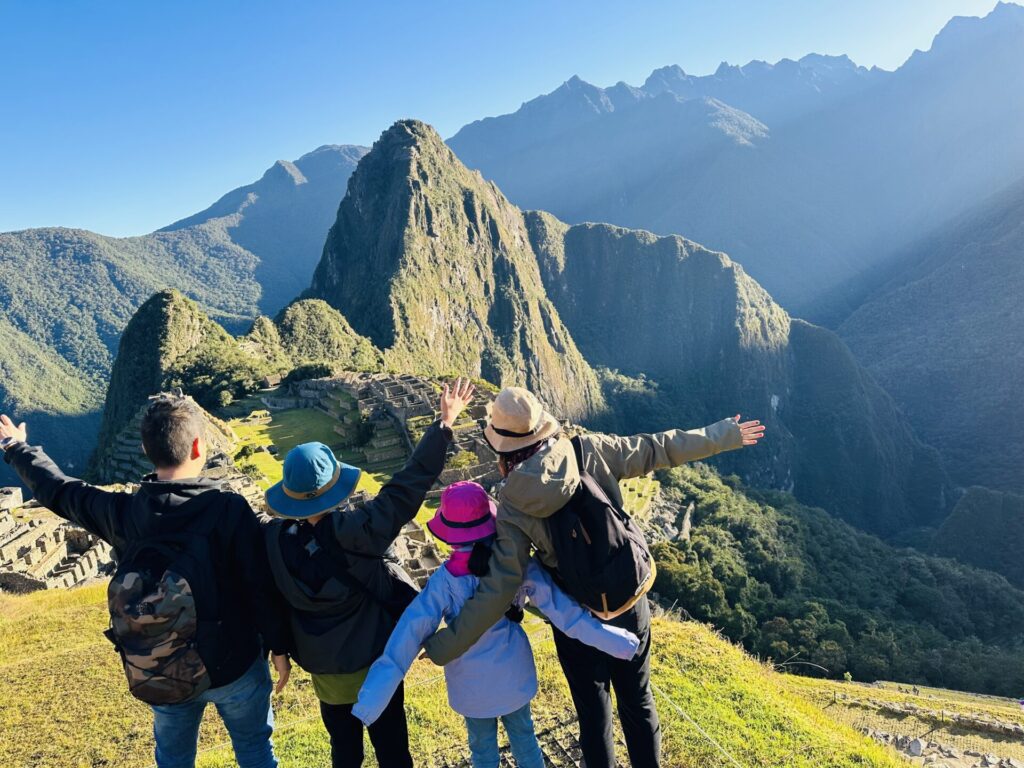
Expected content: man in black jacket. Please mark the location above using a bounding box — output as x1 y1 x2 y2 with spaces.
0 394 291 768
263 378 474 768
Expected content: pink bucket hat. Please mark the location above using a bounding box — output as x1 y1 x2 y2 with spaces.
427 481 497 545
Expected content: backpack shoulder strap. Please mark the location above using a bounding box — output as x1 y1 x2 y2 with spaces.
570 435 585 473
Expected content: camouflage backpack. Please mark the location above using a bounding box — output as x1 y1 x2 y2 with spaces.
103 511 221 705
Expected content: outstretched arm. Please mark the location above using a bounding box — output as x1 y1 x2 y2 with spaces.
582 415 764 480
331 379 475 554
352 573 450 725
522 560 640 659
1 415 130 544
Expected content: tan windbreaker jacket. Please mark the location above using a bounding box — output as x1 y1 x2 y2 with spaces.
422 417 744 665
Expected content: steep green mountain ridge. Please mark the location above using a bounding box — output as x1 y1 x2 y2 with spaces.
527 214 949 536
308 120 606 422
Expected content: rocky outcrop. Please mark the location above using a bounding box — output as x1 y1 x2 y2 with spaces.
273 299 382 371
91 291 384 478
309 120 606 422
91 290 270 474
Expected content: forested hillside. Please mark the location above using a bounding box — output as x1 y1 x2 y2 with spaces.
653 465 1024 696
930 487 1024 591
837 177 1024 493
0 146 363 478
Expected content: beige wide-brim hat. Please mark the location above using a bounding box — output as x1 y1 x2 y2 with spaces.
483 386 562 454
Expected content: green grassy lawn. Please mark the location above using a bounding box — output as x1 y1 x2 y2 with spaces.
228 408 399 501
0 585 903 768
230 408 358 489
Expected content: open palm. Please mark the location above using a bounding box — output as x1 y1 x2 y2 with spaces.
0 414 27 443
440 378 476 427
734 415 765 446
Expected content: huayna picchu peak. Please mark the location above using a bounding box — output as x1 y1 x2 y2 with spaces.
308 120 607 422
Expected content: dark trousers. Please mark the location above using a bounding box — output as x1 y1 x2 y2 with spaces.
318 683 413 768
552 596 661 768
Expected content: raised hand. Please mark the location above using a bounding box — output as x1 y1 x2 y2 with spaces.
0 414 27 444
734 415 765 447
440 377 476 428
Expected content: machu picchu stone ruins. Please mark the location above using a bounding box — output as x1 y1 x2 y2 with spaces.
0 486 113 593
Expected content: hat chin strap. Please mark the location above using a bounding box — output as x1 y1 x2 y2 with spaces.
283 463 342 500
490 420 541 439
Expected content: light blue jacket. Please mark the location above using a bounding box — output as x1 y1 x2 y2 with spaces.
353 558 641 722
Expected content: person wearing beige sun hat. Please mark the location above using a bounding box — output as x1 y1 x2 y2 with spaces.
422 385 766 768
482 387 562 454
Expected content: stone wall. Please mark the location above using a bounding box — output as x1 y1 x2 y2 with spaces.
0 492 115 594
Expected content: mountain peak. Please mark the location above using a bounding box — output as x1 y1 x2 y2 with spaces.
261 159 307 186
914 0 1024 63
309 119 606 420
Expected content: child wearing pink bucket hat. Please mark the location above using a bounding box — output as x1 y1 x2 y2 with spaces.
354 481 640 768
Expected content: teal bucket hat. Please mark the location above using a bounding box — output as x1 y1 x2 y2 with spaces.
265 442 361 519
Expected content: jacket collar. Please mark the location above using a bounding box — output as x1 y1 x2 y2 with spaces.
500 435 580 519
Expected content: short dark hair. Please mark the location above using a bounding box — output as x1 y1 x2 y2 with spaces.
140 393 205 469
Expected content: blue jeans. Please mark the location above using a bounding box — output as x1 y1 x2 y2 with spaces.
151 658 277 768
464 703 544 768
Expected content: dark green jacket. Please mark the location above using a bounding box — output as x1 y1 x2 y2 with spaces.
266 421 452 675
423 418 743 665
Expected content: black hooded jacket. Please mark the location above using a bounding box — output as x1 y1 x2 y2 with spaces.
266 421 452 675
4 442 290 689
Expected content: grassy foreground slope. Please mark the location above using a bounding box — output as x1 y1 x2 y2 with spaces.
0 584 902 768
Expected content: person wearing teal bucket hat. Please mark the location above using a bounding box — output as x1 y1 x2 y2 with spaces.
262 378 475 768
265 442 363 519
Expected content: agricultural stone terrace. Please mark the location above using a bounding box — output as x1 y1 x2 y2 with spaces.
0 487 113 594
93 395 238 486
254 373 685 534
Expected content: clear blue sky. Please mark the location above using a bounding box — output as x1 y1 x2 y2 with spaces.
0 0 999 236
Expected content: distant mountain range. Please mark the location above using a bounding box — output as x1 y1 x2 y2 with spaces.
163 144 368 315
2 5 1019 542
0 145 365 472
448 2 1024 311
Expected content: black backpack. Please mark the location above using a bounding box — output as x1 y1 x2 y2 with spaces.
103 506 221 705
546 437 655 620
